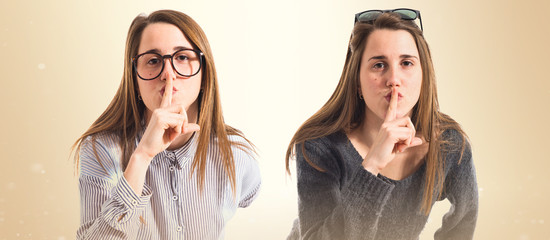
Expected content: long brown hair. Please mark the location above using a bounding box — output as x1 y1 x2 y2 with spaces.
285 13 466 214
72 10 254 194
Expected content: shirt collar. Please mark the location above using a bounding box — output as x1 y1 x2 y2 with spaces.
167 132 198 168
137 129 198 169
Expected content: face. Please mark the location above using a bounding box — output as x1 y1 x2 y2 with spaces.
136 22 202 121
359 29 422 121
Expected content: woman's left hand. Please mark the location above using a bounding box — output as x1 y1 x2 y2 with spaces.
361 87 423 174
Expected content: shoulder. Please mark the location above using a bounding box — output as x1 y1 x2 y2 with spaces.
297 131 348 171
221 134 261 187
439 129 478 200
226 134 254 156
81 131 120 149
440 128 467 144
439 128 473 170
227 133 252 147
301 131 347 154
80 132 121 157
224 133 258 166
440 128 471 153
79 132 122 178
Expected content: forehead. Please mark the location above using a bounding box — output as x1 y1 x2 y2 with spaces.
138 22 192 53
363 29 418 57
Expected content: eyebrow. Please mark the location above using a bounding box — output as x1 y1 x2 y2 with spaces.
368 54 419 61
141 46 194 54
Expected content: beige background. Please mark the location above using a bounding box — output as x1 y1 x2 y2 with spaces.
1 0 549 239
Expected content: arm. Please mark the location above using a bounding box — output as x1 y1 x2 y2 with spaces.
434 140 478 240
77 136 152 240
225 135 261 208
237 154 261 208
295 141 395 240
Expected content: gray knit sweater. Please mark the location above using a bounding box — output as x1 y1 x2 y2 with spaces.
288 129 478 240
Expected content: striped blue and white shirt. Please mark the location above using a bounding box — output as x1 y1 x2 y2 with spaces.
77 131 261 239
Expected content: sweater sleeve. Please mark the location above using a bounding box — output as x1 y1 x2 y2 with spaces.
294 140 395 240
434 139 478 240
76 135 152 240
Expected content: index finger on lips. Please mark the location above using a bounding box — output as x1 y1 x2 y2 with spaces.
385 87 398 122
160 78 173 108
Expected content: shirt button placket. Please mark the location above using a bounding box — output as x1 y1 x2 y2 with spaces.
167 151 184 236
167 152 176 162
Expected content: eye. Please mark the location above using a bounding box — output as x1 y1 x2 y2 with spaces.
175 54 189 61
402 60 414 67
147 58 160 65
373 62 385 69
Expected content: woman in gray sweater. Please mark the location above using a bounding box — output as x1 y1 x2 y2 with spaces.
286 9 478 240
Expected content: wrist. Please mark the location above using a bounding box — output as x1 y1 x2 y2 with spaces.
130 149 154 166
125 151 153 179
133 146 156 162
362 157 381 175
124 151 152 196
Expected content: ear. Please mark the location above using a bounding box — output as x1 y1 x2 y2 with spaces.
135 86 141 99
134 83 142 102
357 80 363 98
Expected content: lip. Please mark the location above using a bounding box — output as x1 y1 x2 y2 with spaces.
384 92 403 102
160 86 178 96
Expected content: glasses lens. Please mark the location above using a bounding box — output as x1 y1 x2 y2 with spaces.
136 53 163 80
393 9 417 20
357 11 382 22
173 50 201 76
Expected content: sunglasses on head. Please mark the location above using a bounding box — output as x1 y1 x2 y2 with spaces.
354 8 423 31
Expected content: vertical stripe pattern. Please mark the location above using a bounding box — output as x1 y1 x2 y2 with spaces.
77 132 261 239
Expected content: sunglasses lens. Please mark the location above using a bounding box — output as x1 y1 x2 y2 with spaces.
357 11 382 22
393 9 417 20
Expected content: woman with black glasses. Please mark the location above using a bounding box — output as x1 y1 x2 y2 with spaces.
72 10 261 239
286 9 478 239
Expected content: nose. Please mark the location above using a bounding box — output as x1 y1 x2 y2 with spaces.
160 58 177 82
385 65 402 88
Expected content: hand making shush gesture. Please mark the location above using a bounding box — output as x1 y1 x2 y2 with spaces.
125 78 200 195
361 87 423 175
135 78 201 161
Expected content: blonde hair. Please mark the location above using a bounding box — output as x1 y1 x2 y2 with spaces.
285 13 466 214
72 10 253 194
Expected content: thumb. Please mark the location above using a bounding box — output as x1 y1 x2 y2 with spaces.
183 123 201 134
410 137 423 147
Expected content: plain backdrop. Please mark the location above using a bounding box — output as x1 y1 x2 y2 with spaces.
1 0 549 239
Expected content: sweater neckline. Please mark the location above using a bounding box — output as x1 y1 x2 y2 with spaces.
336 130 426 185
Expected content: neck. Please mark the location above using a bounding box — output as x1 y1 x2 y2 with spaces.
356 107 385 148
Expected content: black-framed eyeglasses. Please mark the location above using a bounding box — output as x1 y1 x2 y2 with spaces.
354 8 423 31
132 48 204 80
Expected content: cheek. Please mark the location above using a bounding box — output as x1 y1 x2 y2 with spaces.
361 77 381 95
406 75 422 106
136 81 161 116
176 76 202 102
137 81 157 98
412 74 422 97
